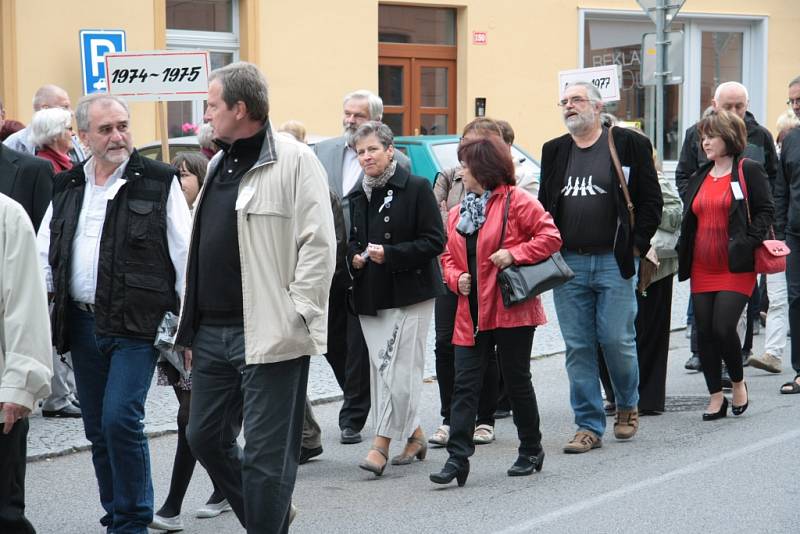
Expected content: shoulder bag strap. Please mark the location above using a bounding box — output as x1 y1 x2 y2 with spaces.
735 157 775 239
737 157 752 225
608 125 635 227
497 190 512 250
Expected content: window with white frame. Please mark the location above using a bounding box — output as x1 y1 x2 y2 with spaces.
580 10 766 168
166 0 239 138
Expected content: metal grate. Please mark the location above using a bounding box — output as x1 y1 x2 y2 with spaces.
663 395 709 412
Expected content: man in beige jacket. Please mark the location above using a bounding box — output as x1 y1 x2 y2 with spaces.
176 62 336 534
0 193 53 533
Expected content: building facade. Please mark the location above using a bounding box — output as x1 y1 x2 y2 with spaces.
1 0 795 169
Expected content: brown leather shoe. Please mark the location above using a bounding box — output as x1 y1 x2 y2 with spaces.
614 408 639 440
563 430 602 454
746 353 782 374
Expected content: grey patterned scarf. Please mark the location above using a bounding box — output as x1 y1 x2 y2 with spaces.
456 190 492 235
362 159 397 201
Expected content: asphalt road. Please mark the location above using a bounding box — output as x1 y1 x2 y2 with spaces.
25 330 798 534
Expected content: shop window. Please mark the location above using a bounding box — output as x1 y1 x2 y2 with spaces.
165 1 239 139
379 5 456 45
167 0 233 32
699 31 743 114
584 19 683 161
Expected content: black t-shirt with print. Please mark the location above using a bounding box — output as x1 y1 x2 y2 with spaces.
555 127 617 253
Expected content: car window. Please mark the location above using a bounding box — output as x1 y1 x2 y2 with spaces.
511 146 541 178
430 141 459 171
430 141 540 178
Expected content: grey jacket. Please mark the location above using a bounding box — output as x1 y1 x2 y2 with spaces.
0 193 52 412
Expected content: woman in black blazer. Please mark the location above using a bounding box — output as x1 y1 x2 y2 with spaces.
678 109 773 421
346 121 445 476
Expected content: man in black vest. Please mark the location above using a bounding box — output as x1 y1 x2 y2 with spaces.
37 94 191 534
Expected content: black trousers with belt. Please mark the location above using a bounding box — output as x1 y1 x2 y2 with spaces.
447 326 542 464
0 418 35 534
601 275 673 412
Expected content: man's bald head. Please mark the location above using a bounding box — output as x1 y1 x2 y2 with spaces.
712 81 749 119
32 85 71 112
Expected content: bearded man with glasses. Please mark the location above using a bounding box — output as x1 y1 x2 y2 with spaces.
539 81 662 454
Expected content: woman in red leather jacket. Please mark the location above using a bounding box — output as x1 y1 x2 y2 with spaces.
430 136 562 487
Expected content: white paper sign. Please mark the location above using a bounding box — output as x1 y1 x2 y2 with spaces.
558 65 621 102
104 50 210 101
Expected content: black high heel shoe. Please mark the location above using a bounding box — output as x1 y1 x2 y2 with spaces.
430 459 469 487
507 450 545 477
702 396 728 421
732 383 749 416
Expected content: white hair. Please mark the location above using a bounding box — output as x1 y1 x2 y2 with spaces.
714 81 749 102
343 90 383 120
29 107 72 148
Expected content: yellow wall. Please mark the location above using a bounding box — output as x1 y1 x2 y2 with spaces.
3 0 160 143
258 0 799 156
1 0 797 157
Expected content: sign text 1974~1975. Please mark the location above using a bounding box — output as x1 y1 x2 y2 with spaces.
110 67 202 84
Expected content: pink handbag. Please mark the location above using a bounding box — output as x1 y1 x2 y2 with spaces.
738 159 791 274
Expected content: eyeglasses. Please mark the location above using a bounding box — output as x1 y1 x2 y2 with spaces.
558 97 592 107
787 98 800 106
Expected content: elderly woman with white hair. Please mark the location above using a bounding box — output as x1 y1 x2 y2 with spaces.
30 107 74 173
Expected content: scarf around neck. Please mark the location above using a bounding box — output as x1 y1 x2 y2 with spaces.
362 159 397 201
456 190 492 235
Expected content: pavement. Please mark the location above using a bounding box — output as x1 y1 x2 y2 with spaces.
23 278 800 533
25 280 693 460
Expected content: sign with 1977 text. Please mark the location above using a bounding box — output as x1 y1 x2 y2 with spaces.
104 50 210 101
558 65 621 103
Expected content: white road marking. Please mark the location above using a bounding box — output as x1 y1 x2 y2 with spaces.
495 428 800 534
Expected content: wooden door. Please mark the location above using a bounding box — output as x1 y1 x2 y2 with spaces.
379 44 456 136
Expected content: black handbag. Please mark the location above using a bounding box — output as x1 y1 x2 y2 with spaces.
496 191 575 307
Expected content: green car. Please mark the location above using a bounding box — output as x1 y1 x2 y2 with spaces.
393 135 541 185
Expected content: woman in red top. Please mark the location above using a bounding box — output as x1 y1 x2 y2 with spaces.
29 108 75 174
430 136 561 487
678 110 773 421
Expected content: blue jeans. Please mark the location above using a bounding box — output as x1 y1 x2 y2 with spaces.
68 304 157 534
553 252 639 437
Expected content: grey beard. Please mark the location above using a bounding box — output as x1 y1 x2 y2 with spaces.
344 127 358 147
565 114 595 136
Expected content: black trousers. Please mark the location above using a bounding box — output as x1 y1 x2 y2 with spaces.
602 275 673 412
342 305 371 431
187 324 308 534
447 326 541 464
434 290 497 427
0 418 35 534
693 291 749 394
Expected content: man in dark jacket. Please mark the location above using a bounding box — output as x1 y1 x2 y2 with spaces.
0 98 53 232
675 81 778 373
773 75 800 394
539 81 662 454
37 94 191 534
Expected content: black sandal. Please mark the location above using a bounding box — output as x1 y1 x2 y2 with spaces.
779 374 800 394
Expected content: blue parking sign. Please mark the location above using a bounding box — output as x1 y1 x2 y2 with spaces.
80 30 126 95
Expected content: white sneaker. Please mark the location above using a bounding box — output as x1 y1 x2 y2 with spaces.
428 424 449 446
149 513 184 532
196 499 232 519
472 424 495 444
